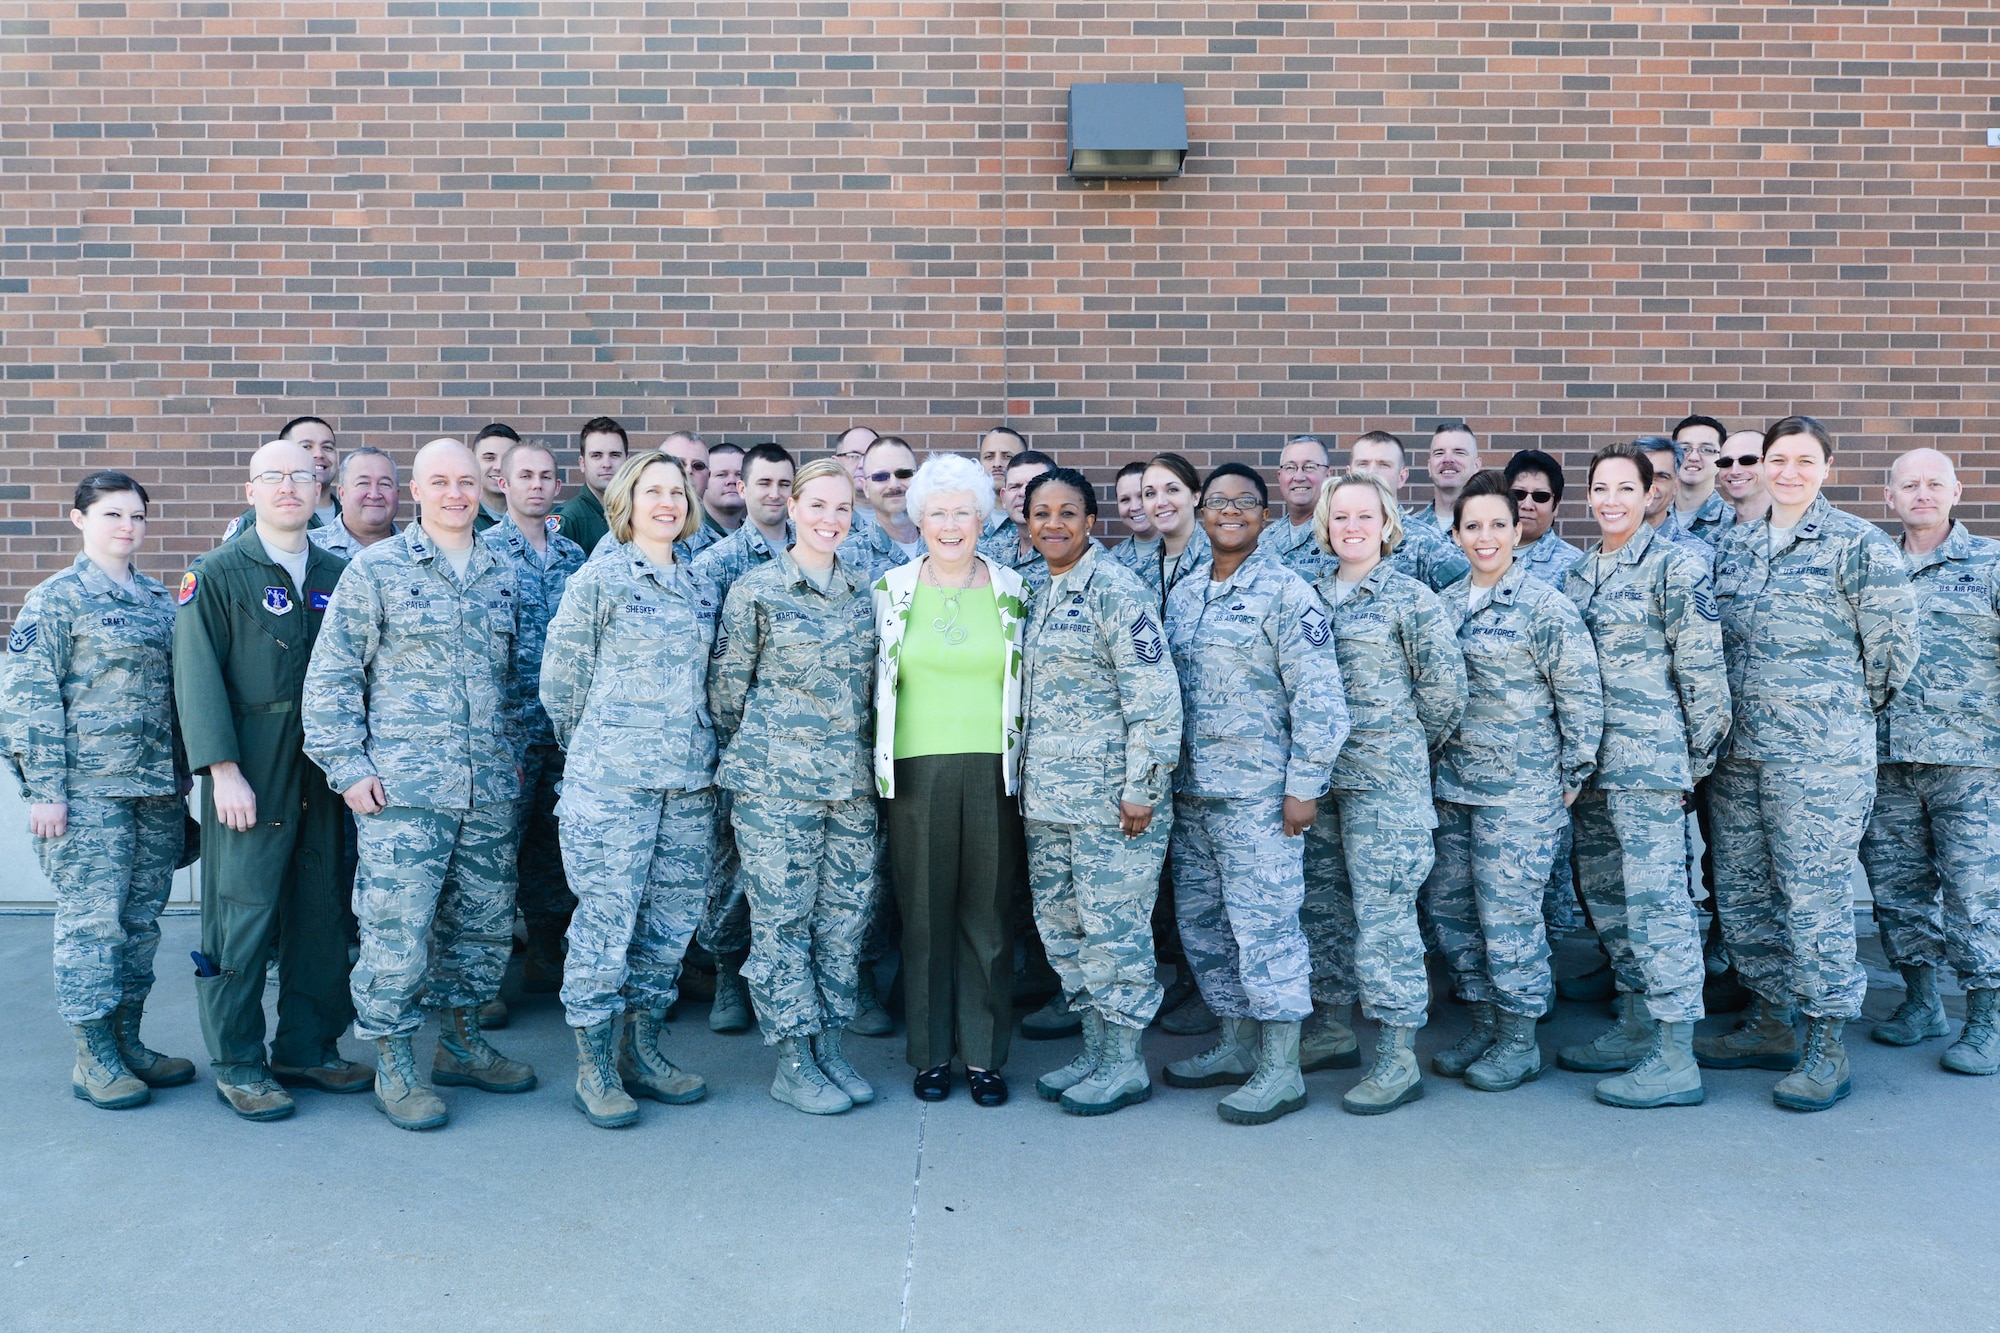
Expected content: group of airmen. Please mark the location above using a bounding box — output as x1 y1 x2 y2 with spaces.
5 405 1995 1131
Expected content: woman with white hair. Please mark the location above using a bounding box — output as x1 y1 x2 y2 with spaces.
873 452 1028 1107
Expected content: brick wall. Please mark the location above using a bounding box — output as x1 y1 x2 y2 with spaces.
1 1 1995 609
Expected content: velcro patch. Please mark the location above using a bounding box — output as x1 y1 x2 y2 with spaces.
308 590 332 611
8 621 37 653
711 623 729 658
1300 605 1332 647
1693 585 1720 622
545 516 561 536
177 572 199 606
263 586 293 615
1131 612 1164 664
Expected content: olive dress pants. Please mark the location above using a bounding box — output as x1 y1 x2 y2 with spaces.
888 754 1022 1071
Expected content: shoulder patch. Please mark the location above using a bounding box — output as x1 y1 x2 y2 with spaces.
221 514 244 542
1131 612 1165 664
1692 584 1720 622
177 571 199 606
710 622 729 658
545 515 561 536
1299 605 1332 647
8 621 37 653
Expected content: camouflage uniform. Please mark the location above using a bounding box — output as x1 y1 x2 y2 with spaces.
483 515 587 936
1516 527 1587 932
1709 495 1919 1020
1021 546 1183 1029
837 515 920 587
309 514 383 562
688 520 794 958
1302 563 1466 1027
1681 492 1735 546
1654 509 1715 567
302 523 524 1041
1564 522 1731 1023
3 555 184 1025
1109 534 1159 582
1258 517 1320 568
1126 527 1213 610
1165 553 1349 1023
1859 522 2000 990
706 548 878 1041
539 543 721 1027
1393 508 1473 592
978 518 1051 600
1425 562 1603 1017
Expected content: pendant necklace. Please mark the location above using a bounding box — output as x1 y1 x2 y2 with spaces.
928 559 975 646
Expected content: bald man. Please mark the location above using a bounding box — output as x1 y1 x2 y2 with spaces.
304 438 536 1131
1859 448 2000 1073
176 440 363 1121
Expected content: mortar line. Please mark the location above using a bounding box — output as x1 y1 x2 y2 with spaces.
897 1102 929 1331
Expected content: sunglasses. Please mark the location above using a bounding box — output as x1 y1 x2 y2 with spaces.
866 468 915 483
1509 488 1554 505
1716 455 1762 469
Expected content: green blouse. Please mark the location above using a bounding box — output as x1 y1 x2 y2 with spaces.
893 582 1006 759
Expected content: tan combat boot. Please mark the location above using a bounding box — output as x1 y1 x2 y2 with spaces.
1557 991 1653 1073
1772 1018 1851 1112
71 1019 149 1109
619 1010 707 1104
573 1019 640 1128
1036 1007 1105 1101
1431 1001 1497 1077
1217 1020 1306 1125
1163 1016 1259 1088
1342 1024 1424 1115
1299 1001 1360 1072
433 1005 537 1093
1060 1020 1151 1116
1693 996 1799 1070
373 1034 448 1131
812 1027 875 1105
112 1000 195 1087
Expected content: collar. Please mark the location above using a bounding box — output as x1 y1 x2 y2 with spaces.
70 552 146 601
1479 559 1531 607
1047 542 1104 598
777 544 862 595
1905 520 1973 573
405 522 489 578
624 541 689 592
1205 549 1272 596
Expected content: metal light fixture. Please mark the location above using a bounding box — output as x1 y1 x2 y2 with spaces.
1066 83 1188 181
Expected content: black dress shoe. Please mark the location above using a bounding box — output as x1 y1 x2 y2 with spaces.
913 1063 952 1102
965 1067 1008 1107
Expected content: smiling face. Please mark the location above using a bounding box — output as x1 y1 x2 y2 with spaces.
1142 465 1196 542
1324 481 1387 569
630 460 690 549
1115 472 1154 538
789 472 855 559
743 456 795 531
1715 430 1766 504
1428 429 1480 495
473 434 510 506
284 419 339 488
1886 448 1959 536
1277 438 1330 514
502 445 561 521
917 488 981 563
72 489 148 564
663 435 710 501
978 430 1023 490
1509 468 1557 545
1455 493 1518 579
1198 474 1267 558
1675 423 1722 489
1764 432 1829 515
411 439 481 538
1027 477 1092 574
1588 456 1648 547
861 441 916 520
340 453 400 537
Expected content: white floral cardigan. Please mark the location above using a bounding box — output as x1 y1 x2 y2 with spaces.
871 553 1027 798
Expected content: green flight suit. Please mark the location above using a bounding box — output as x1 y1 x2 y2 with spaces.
554 488 609 561
173 528 355 1084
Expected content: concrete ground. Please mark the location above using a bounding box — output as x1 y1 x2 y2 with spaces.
1 917 1995 1332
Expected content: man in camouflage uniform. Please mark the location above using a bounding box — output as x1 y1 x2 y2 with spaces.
1859 448 2000 1074
222 415 340 540
1560 484 1731 1109
1346 431 1471 592
837 435 923 584
1639 437 1715 567
1671 413 1734 543
688 442 796 1031
1159 467 1350 1125
1700 417 1919 1111
708 535 880 1115
482 439 586 993
1407 422 1480 532
1019 526 1183 1115
978 450 1055 598
4 491 189 1111
303 438 536 1131
1425 532 1603 1093
1258 435 1332 570
175 440 366 1122
310 446 400 560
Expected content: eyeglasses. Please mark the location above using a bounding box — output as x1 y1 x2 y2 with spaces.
834 451 867 463
1509 488 1554 506
1202 495 1265 513
1691 443 1723 456
251 470 318 489
1716 455 1761 470
1277 463 1325 476
866 468 915 483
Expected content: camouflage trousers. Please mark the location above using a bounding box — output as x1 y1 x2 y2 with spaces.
557 782 716 1029
1859 762 2000 991
1708 758 1871 1021
42 793 183 1025
1543 813 1585 935
349 802 518 1041
731 791 876 1042
1572 788 1706 1024
696 789 750 958
514 742 573 930
1299 790 1434 1028
1170 793 1313 1023
1424 799 1563 1017
1024 811 1170 1030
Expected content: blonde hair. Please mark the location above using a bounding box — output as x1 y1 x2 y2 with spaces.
605 450 702 546
1314 469 1404 559
790 457 855 499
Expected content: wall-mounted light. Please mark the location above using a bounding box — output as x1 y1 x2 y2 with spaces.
1067 83 1188 181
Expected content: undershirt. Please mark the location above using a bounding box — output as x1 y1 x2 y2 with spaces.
1467 583 1495 616
264 538 310 592
440 544 473 582
801 561 834 592
315 501 338 527
1328 573 1363 607
1769 522 1797 557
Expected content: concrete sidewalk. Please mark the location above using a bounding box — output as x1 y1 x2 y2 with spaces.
1 916 1994 1331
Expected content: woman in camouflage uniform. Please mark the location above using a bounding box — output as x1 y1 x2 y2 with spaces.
3 472 192 1110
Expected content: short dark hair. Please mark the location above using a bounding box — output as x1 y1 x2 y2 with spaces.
1431 420 1479 447
1588 440 1655 492
1453 468 1516 526
1764 414 1834 462
473 422 520 447
1672 413 1728 443
708 442 745 462
74 470 149 514
1007 449 1056 478
1352 430 1408 467
578 416 628 451
279 415 334 443
1025 467 1098 521
1115 460 1148 484
742 442 795 476
983 425 1027 449
1144 452 1201 494
865 434 914 462
1202 461 1268 505
1504 449 1566 504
